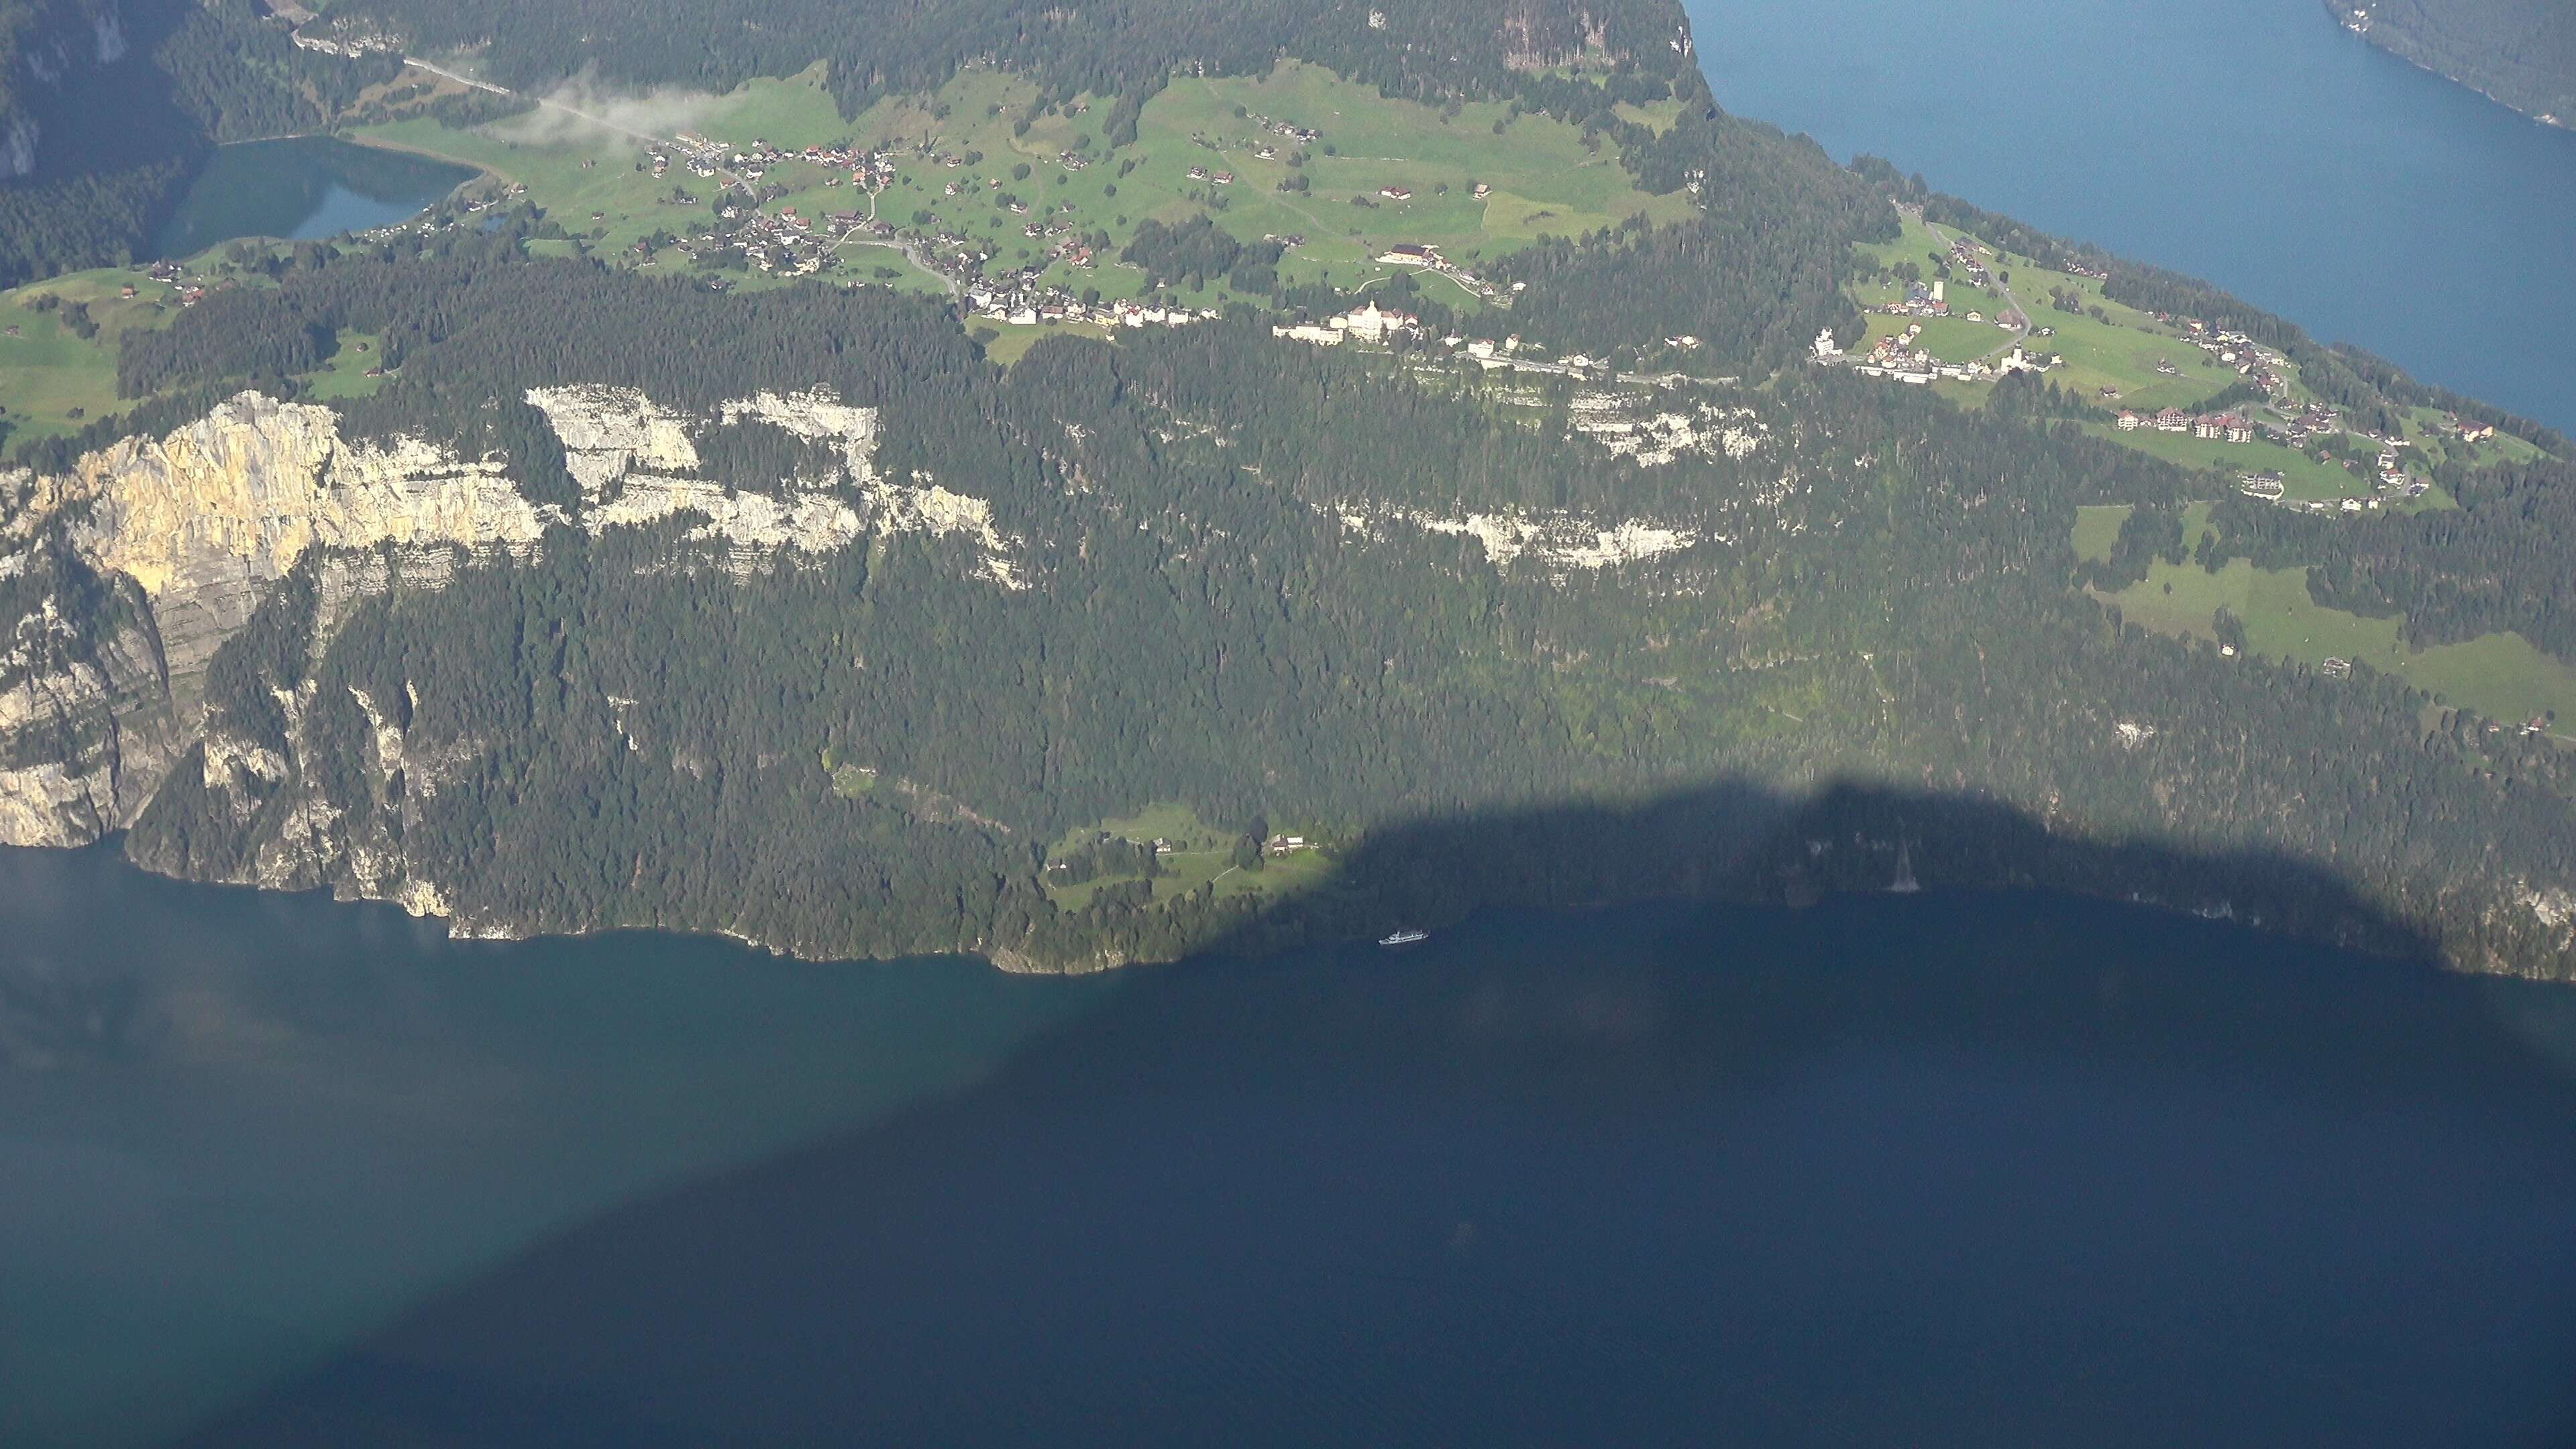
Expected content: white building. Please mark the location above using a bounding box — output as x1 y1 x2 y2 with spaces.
1332 301 1415 341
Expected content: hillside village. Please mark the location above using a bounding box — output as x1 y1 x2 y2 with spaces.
0 44 2551 531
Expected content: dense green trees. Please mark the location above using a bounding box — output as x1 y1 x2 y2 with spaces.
47 239 2565 973
327 0 1699 120
2326 0 2576 123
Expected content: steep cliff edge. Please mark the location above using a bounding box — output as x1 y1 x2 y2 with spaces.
0 384 998 877
0 583 182 847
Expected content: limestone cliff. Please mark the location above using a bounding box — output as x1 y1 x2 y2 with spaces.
0 384 1022 864
0 590 183 847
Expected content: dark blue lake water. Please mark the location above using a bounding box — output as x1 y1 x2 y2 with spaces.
6 845 2574 1447
151 138 476 261
1682 0 2576 433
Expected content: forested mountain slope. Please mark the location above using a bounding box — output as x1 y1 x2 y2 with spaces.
0 0 2571 977
322 0 1697 116
2326 0 2576 124
6 233 2571 975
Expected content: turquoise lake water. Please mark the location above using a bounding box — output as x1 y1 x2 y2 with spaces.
151 138 476 261
1681 0 2576 433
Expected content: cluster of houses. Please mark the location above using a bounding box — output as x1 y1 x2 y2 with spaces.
1823 321 2057 386
2118 407 2258 442
682 205 862 275
662 133 900 191
2171 321 2290 393
50 260 213 315
970 284 1216 330
1245 113 1326 146
1944 236 1996 289
1887 278 1953 319
2273 404 2347 446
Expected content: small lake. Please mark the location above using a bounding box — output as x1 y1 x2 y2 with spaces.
6 845 2573 1447
151 138 478 261
1681 0 2576 433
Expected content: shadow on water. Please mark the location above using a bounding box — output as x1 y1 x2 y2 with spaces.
162 787 2576 1449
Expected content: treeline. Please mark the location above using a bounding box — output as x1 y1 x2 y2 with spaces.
329 0 1699 120
156 0 401 142
1493 107 1894 370
2203 448 2576 658
1119 215 1283 294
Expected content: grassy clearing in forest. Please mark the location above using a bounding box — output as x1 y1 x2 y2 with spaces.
2100 555 2576 725
1042 800 1337 911
0 270 182 441
2072 504 2131 564
301 330 390 400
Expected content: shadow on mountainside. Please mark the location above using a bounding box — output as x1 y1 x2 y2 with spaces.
172 788 2576 1449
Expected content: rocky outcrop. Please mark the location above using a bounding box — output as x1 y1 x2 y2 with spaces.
20 392 551 671
1337 501 1704 578
0 600 184 847
0 384 1025 853
0 115 36 178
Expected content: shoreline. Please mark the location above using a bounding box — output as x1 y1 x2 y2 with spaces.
25 830 2557 986
2320 1 2573 132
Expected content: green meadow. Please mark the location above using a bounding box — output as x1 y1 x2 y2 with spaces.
2086 504 2576 727
2072 504 2131 564
0 270 182 441
344 58 1695 309
2080 423 2377 503
1042 800 1336 912
301 330 390 401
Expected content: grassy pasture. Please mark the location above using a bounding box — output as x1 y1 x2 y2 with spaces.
2101 556 2576 725
301 330 390 401
0 270 182 441
2080 424 2375 503
2072 504 2131 564
1042 800 1337 911
347 59 1691 309
1851 213 2284 421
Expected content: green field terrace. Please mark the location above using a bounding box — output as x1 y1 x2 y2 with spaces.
350 60 1696 311
2076 503 2576 734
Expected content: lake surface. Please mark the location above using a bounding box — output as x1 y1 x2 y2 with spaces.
7 846 2575 1446
152 138 476 261
1682 0 2576 433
